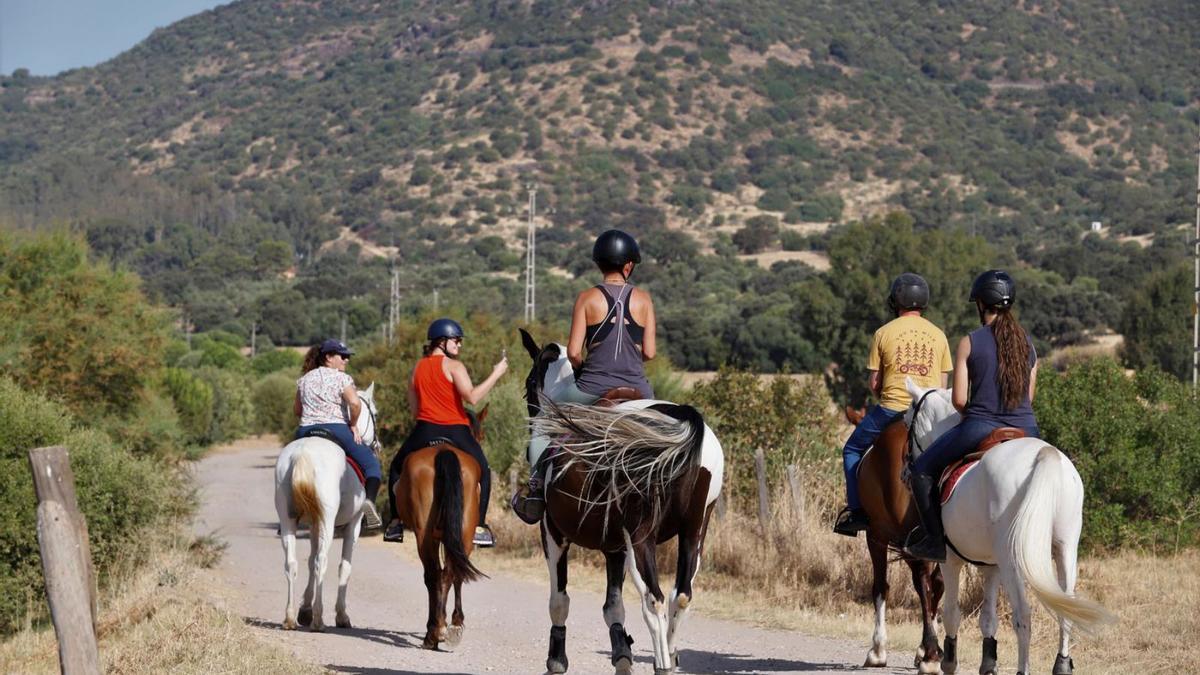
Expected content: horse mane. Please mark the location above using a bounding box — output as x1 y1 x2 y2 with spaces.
532 395 705 534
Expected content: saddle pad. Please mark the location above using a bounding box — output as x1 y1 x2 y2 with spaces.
298 428 366 487
939 460 978 505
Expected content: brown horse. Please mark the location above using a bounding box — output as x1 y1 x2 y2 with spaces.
845 406 943 673
521 329 724 675
394 407 489 650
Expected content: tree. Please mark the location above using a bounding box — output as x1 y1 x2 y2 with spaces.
1120 261 1191 379
732 215 779 254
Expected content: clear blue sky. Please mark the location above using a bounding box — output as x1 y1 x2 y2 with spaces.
0 0 231 76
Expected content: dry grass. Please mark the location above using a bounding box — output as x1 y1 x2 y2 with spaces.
486 473 1194 674
0 536 323 675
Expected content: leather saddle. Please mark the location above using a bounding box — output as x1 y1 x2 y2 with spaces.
938 427 1026 504
595 386 643 408
298 428 367 486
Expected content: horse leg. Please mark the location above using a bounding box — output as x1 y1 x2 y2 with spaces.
445 577 465 648
940 556 964 675
625 531 671 675
543 523 571 673
334 511 363 629
909 559 942 673
977 566 1001 675
436 550 453 646
421 538 442 649
297 524 318 628
279 517 300 630
1052 537 1080 675
604 551 633 675
667 516 706 672
997 552 1033 675
863 536 889 667
306 517 333 632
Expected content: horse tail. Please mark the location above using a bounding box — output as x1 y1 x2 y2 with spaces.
434 449 485 584
291 449 323 538
1007 445 1113 632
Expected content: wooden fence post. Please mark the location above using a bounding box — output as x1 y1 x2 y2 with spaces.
28 446 100 675
786 464 805 523
754 448 770 534
508 466 519 490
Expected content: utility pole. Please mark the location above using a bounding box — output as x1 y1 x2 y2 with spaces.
1192 127 1200 388
524 184 537 324
250 320 258 357
433 287 440 311
388 265 400 345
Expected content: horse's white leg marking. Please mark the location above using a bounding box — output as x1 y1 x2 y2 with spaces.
667 547 701 667
335 511 363 628
941 557 963 674
308 517 333 631
625 530 671 673
280 518 299 629
545 525 570 626
866 593 887 667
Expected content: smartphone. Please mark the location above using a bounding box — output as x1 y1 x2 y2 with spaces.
501 347 507 360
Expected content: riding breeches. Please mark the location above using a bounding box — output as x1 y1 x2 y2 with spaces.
295 423 381 481
841 405 903 510
388 422 491 525
911 417 1040 477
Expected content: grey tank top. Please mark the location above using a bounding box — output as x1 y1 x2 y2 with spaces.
575 283 654 399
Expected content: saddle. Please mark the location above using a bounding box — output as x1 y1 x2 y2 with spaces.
596 386 643 408
938 427 1026 504
299 428 367 486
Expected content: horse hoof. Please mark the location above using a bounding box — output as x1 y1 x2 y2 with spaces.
863 650 887 667
422 636 439 650
942 662 958 675
1053 654 1074 675
445 624 464 648
309 622 325 633
613 656 632 675
297 607 312 627
282 618 298 631
335 614 352 629
546 658 568 674
917 659 940 674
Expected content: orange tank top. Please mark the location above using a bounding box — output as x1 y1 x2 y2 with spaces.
414 354 470 426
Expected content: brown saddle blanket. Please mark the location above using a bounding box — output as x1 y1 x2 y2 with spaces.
595 386 643 407
938 427 1026 504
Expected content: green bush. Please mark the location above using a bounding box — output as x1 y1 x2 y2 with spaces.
253 371 298 440
101 387 189 460
250 348 302 376
162 368 215 443
0 379 179 635
195 367 256 444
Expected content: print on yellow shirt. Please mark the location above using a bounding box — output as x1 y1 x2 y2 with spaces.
868 315 952 412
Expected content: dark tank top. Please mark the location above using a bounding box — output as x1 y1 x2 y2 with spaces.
575 283 654 399
964 324 1037 428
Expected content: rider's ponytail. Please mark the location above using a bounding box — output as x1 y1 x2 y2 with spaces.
301 345 323 374
992 309 1031 411
423 338 449 358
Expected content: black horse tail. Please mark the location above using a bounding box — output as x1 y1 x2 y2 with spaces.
647 402 706 466
434 449 485 583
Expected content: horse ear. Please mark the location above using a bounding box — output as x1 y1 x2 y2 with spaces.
477 403 489 423
364 382 375 398
905 376 923 400
520 328 540 360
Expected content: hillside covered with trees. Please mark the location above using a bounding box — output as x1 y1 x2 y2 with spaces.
1 0 1196 395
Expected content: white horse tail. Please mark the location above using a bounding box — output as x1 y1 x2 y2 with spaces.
291 450 324 538
1007 445 1113 632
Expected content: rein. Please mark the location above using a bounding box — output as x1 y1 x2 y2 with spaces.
362 401 381 454
905 389 939 463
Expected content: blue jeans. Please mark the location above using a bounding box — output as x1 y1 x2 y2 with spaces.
911 417 1040 477
296 423 381 481
842 405 903 510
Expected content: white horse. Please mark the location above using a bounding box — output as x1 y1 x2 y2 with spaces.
904 380 1113 675
273 382 379 632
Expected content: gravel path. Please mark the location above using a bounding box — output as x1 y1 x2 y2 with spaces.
193 440 909 675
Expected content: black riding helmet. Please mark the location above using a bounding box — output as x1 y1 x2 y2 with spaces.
427 318 465 341
592 229 642 268
969 270 1015 310
888 272 930 313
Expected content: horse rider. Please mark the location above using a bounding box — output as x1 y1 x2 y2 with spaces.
383 318 507 547
903 270 1040 562
294 339 383 531
510 228 658 524
834 273 952 537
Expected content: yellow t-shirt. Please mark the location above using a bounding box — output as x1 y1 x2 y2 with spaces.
868 315 953 412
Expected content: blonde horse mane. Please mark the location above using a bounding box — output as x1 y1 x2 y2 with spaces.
532 395 702 532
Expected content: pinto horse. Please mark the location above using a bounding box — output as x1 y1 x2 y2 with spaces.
904 380 1113 675
274 383 379 632
520 329 724 675
844 405 944 673
394 406 489 650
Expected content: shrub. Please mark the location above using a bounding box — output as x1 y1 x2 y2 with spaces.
732 215 780 254
194 367 256 444
253 371 298 440
162 368 215 443
250 348 302 376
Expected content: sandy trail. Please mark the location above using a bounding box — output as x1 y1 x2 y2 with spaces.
193 440 907 674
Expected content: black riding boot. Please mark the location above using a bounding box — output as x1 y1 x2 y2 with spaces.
903 472 946 562
361 477 383 531
511 458 549 525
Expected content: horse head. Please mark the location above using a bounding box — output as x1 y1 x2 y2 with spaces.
356 382 380 450
467 404 489 442
903 378 960 453
519 328 574 419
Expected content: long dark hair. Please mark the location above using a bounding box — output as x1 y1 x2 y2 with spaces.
301 346 329 374
991 309 1031 410
423 338 450 358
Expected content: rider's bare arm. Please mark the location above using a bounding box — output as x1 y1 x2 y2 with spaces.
566 291 590 369
341 384 362 427
293 391 302 418
449 356 507 406
951 336 971 411
1028 362 1039 402
638 289 656 361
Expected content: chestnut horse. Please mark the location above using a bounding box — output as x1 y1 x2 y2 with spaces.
521 329 724 675
394 406 489 650
845 405 943 673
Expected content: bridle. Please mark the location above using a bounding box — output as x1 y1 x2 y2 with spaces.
906 389 939 463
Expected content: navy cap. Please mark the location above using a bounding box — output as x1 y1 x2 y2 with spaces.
318 339 354 357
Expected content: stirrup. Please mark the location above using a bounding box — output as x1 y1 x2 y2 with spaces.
511 489 545 525
473 525 496 548
832 506 868 537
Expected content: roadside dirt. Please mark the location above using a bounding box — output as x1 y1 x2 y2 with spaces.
193 441 908 674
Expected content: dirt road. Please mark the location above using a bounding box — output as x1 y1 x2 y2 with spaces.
193 440 907 674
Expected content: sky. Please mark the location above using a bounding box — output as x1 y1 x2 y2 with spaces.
0 0 231 76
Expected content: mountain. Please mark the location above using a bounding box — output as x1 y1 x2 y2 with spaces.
0 0 1196 380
